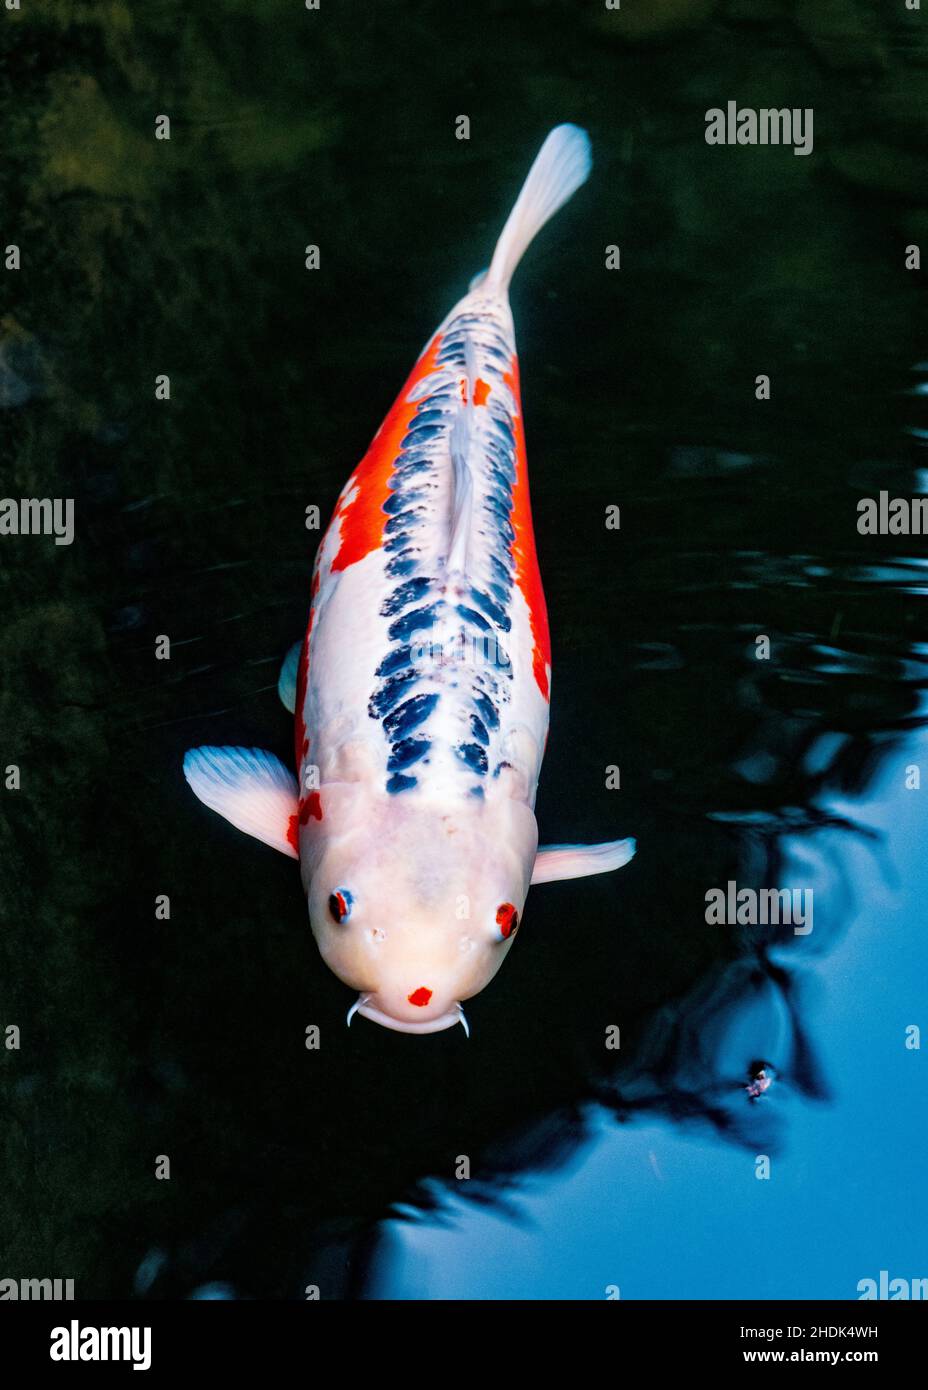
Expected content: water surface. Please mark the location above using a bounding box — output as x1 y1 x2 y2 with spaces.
1 0 926 1299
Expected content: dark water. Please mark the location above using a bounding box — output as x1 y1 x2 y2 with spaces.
2 1 926 1299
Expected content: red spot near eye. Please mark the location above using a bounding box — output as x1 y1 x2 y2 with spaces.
299 791 322 823
286 815 299 852
408 987 432 1007
473 377 490 406
496 903 519 938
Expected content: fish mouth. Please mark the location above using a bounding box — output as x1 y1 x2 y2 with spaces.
347 995 469 1036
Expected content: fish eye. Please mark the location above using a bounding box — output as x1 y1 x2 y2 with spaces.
495 902 519 939
329 889 352 924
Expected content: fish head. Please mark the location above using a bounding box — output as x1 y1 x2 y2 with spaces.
300 783 538 1033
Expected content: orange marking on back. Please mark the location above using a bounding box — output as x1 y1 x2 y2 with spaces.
473 378 490 406
331 336 443 573
294 572 321 766
504 357 550 701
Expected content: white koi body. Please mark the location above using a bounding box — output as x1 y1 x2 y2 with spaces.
184 126 635 1035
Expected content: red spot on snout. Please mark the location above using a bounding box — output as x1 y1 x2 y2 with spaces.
408 987 432 1008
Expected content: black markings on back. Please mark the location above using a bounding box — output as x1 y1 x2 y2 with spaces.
367 306 521 794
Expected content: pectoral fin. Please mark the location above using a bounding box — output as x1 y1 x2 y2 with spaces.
278 641 302 714
183 745 300 858
531 838 636 885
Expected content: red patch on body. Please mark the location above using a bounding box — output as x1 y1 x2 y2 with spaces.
473 377 490 406
408 987 432 1008
286 815 299 853
503 356 551 701
496 902 519 938
293 572 322 766
299 791 322 823
294 668 308 771
330 336 443 573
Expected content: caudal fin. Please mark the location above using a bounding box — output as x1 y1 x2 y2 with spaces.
483 124 592 294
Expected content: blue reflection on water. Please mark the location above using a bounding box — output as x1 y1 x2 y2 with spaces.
371 734 928 1300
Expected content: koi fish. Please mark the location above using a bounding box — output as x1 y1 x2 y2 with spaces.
184 125 635 1035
